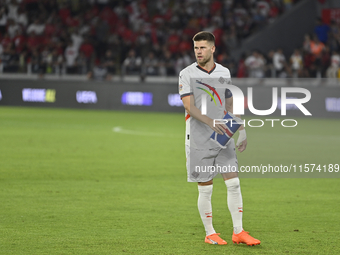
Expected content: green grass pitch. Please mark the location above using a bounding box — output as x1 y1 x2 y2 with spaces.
0 106 339 254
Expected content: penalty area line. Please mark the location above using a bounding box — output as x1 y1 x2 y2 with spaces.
112 126 166 137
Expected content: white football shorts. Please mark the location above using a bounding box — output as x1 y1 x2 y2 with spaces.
185 138 239 182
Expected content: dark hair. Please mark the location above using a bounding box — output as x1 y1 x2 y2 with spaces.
192 31 215 44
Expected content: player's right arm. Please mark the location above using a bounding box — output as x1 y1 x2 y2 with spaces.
182 95 225 135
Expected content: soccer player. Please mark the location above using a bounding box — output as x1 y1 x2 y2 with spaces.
179 31 261 246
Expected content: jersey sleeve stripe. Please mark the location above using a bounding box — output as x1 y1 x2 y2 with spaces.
225 89 232 98
180 93 192 99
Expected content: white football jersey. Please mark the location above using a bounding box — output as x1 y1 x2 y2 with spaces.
179 62 233 149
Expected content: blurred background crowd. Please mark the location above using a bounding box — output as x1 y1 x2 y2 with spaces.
1 0 339 80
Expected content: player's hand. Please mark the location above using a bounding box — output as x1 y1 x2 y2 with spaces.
236 129 247 152
207 119 226 135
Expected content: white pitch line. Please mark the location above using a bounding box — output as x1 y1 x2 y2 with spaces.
112 126 166 136
264 133 340 140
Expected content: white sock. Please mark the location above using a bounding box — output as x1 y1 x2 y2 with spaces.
197 185 215 236
225 177 243 234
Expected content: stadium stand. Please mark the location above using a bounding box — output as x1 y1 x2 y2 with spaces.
1 0 332 79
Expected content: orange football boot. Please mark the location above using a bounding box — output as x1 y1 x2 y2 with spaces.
205 233 227 245
232 230 261 246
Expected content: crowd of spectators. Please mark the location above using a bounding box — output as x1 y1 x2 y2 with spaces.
0 0 310 80
240 18 340 79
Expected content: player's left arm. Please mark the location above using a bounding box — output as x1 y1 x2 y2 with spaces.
225 96 247 152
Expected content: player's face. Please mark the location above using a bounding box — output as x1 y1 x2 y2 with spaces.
194 40 215 66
